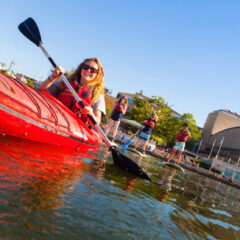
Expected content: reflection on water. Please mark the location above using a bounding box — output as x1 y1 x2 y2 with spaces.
0 137 240 239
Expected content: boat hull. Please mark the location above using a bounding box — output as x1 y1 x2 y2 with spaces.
0 73 101 149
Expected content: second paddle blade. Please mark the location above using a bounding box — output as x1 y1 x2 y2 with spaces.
110 148 151 180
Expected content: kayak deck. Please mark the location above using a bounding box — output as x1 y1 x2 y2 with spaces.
0 73 101 149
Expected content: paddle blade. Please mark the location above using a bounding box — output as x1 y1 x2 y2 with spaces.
110 148 151 180
18 17 42 46
122 129 140 149
122 140 131 149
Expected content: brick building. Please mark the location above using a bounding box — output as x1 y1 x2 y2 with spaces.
116 90 151 112
116 91 182 118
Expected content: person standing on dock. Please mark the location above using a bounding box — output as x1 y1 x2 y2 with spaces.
105 96 128 142
134 112 158 155
167 123 191 163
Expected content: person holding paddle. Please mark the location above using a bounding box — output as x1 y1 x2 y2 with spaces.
38 58 106 124
167 123 191 163
134 112 158 155
105 96 128 141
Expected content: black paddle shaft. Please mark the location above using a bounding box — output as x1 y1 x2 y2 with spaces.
18 18 87 113
39 44 94 123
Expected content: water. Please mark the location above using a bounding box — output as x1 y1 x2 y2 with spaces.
0 137 239 239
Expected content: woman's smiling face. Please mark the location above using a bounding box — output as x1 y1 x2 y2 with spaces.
81 60 99 85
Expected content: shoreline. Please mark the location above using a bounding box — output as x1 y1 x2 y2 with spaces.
113 138 240 189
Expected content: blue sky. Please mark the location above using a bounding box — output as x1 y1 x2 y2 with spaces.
1 0 240 127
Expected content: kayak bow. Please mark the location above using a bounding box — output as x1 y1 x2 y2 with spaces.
0 73 101 150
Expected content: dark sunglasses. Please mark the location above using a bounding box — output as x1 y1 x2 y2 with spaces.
82 63 99 74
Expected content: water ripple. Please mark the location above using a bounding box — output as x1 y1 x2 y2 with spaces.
0 138 239 239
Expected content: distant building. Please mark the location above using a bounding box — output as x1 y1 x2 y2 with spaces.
201 109 240 159
116 90 182 118
15 73 27 84
15 73 40 88
171 109 182 119
211 158 240 182
116 90 151 112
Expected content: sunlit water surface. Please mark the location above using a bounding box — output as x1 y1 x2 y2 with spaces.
0 137 239 240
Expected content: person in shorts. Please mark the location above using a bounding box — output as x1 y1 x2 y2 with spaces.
134 112 158 154
167 123 191 163
105 96 128 141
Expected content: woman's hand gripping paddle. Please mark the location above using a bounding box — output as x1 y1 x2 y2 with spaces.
18 17 151 181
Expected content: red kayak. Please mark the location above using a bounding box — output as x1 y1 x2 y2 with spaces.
0 73 102 150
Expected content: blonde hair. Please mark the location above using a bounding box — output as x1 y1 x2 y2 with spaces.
60 57 104 104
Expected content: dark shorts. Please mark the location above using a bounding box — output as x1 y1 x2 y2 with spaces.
111 110 122 121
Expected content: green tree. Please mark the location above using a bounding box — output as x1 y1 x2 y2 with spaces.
102 107 111 124
26 78 35 88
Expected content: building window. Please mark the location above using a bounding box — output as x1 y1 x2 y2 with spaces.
234 171 240 182
128 97 134 104
170 115 181 120
224 168 234 178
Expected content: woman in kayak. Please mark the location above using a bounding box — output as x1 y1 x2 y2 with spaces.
38 58 106 124
134 112 158 154
167 123 191 163
105 96 128 141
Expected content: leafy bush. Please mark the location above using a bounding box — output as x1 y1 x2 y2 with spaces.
150 134 166 146
102 107 111 124
0 69 11 77
190 158 201 163
211 168 222 174
189 158 221 174
26 78 35 88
